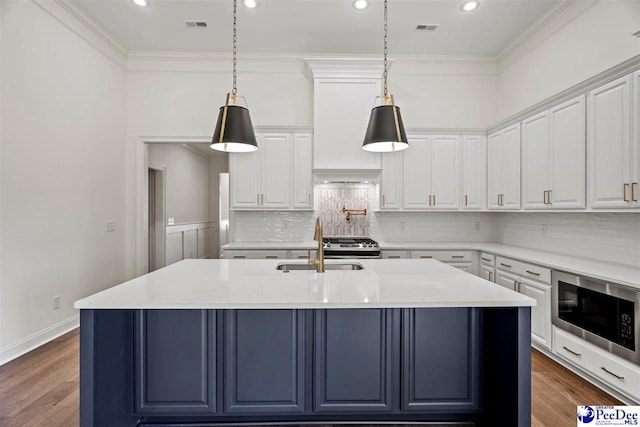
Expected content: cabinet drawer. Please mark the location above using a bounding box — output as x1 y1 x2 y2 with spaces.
289 250 317 260
411 251 473 263
553 328 640 400
480 253 495 266
224 250 289 260
381 250 410 259
495 256 551 283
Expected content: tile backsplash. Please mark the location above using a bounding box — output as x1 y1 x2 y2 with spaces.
233 186 640 269
497 213 640 268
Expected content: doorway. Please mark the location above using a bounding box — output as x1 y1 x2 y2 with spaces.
148 165 166 272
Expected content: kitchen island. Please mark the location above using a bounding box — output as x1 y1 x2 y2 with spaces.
75 258 535 427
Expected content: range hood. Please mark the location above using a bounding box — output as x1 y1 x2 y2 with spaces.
313 169 381 184
305 58 387 174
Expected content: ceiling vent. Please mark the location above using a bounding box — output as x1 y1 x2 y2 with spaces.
633 30 640 38
185 21 208 28
416 24 439 31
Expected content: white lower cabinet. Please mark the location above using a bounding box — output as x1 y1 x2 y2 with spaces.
495 258 552 350
380 250 410 259
481 265 494 282
554 327 640 402
411 250 473 272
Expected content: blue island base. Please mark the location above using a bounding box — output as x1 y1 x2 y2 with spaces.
80 307 531 427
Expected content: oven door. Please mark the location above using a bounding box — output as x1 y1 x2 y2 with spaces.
552 270 640 365
323 250 381 259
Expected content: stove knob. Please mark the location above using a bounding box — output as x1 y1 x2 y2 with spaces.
326 244 331 247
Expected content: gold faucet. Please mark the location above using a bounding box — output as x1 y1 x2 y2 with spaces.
308 217 325 273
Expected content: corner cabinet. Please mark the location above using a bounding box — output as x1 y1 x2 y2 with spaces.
488 124 521 210
522 96 586 210
230 132 313 210
588 73 639 208
403 135 461 210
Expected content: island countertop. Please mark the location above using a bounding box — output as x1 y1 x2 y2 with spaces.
74 258 535 309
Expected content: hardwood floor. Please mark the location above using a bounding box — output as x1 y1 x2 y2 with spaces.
0 329 622 427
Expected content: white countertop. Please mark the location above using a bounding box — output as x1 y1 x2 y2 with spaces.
74 258 535 309
221 241 640 289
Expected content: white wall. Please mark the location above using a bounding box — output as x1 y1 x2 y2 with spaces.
148 144 211 224
496 0 640 121
0 1 127 361
497 213 640 268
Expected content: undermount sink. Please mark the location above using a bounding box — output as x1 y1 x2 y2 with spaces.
276 262 364 271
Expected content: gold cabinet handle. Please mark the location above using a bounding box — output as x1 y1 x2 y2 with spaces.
624 183 630 202
464 195 468 206
526 270 540 276
420 255 432 259
562 346 581 357
497 194 500 206
632 183 638 202
388 255 401 259
308 193 311 204
451 255 465 259
548 189 552 205
428 195 432 206
382 195 386 206
261 194 265 205
500 262 512 268
601 366 624 381
233 255 246 259
543 190 547 205
481 257 492 262
265 255 278 259
488 271 492 281
513 280 518 292
257 194 260 205
433 195 436 206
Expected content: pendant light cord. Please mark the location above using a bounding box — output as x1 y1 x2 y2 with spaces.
232 0 238 96
383 0 388 97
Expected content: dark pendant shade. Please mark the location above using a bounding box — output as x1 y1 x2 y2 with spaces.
362 104 409 152
211 104 258 152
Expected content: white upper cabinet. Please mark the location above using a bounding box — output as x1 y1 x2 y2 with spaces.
313 78 382 170
462 135 486 210
260 134 290 208
588 75 633 208
488 124 520 210
380 152 403 210
522 111 550 209
633 70 640 207
522 95 586 210
292 133 314 209
230 131 312 210
402 135 461 210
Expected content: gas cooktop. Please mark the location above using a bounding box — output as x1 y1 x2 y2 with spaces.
322 237 380 258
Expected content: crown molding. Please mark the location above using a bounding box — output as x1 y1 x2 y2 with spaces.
34 0 128 69
497 0 599 73
303 57 387 79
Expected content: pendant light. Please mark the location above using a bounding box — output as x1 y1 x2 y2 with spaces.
211 0 258 152
362 0 408 153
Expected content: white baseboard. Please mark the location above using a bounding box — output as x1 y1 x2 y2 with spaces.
0 315 79 366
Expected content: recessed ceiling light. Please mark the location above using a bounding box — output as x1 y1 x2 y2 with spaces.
461 1 479 12
353 0 368 10
131 0 148 7
244 0 257 8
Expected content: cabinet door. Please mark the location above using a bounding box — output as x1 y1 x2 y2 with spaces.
462 135 486 210
135 310 216 415
520 279 552 350
230 151 260 208
225 310 305 413
380 152 403 209
487 131 503 209
481 265 494 283
549 95 586 208
633 70 640 207
402 308 479 412
314 309 393 412
502 124 521 209
430 135 461 210
522 112 550 209
260 134 290 208
380 250 410 259
403 136 431 209
495 270 519 292
292 133 313 209
589 75 632 208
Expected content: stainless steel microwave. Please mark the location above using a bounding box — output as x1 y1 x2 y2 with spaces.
552 271 640 365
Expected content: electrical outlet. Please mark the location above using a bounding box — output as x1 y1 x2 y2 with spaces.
105 221 116 232
168 217 175 225
541 224 548 236
53 295 61 310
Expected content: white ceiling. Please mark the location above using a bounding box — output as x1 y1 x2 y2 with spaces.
69 0 562 56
